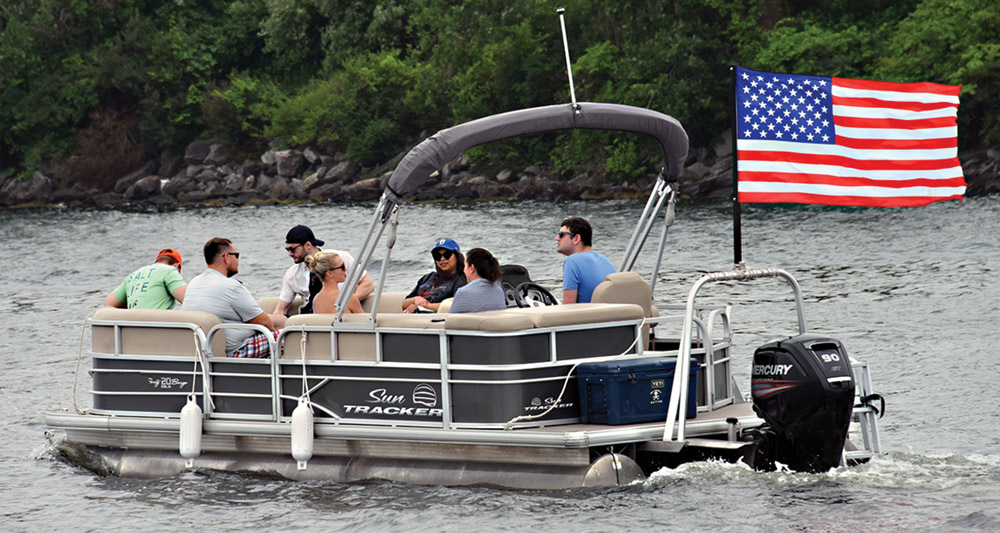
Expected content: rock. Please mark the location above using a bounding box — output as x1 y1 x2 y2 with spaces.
186 164 211 179
261 150 277 168
205 144 228 166
466 176 487 186
27 171 54 202
714 129 733 158
319 155 338 168
184 139 215 165
223 173 244 193
353 177 381 189
311 183 342 200
303 147 320 164
275 149 305 177
523 165 541 176
193 168 221 184
249 173 273 192
158 152 184 180
2 178 30 204
324 161 359 183
124 175 162 200
240 159 262 177
161 176 191 197
289 178 310 196
269 177 292 198
51 185 86 204
378 171 392 189
177 190 215 203
496 169 514 183
568 172 607 196
302 172 321 191
448 155 470 173
89 192 128 208
224 192 261 206
147 193 176 206
113 160 158 194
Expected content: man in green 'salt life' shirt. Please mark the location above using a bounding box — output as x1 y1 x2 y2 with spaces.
104 248 187 310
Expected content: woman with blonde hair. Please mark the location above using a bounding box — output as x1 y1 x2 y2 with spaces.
304 251 364 314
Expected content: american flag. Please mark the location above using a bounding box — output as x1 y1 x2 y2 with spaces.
735 66 965 207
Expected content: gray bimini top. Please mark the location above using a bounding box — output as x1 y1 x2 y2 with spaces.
383 102 688 206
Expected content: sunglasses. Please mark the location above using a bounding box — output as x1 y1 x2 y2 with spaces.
331 263 346 271
432 249 455 261
557 231 575 239
226 252 240 259
285 244 302 253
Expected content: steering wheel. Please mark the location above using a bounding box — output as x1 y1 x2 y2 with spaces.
514 282 559 308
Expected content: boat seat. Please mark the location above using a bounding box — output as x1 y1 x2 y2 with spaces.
591 272 656 346
444 303 644 331
91 307 225 357
257 296 304 316
591 272 654 316
280 303 644 360
283 309 450 361
361 291 406 313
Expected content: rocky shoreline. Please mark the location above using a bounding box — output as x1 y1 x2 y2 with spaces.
2 137 998 209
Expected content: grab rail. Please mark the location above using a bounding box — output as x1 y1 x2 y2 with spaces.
662 266 806 443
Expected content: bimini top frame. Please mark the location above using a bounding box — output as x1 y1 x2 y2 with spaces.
336 102 690 317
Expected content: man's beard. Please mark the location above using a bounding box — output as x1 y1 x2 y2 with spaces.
227 264 238 277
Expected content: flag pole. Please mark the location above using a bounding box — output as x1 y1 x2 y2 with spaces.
730 65 743 266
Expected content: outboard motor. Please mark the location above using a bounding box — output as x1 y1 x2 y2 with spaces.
749 334 855 472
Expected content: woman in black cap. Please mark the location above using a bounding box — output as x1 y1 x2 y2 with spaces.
401 238 467 313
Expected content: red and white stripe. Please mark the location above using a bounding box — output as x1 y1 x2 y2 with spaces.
738 77 965 207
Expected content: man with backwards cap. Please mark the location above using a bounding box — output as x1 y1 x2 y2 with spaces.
270 225 374 321
104 248 187 310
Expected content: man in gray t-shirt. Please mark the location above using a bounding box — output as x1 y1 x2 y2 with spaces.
182 238 275 357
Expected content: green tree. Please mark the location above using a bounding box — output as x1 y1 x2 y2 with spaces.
878 0 1000 145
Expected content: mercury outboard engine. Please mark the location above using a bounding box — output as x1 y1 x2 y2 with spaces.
748 334 855 472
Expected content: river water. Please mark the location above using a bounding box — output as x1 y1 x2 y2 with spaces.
2 196 998 531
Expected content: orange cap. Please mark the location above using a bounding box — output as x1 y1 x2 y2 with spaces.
157 248 182 267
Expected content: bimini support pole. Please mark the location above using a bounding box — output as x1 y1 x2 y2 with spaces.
336 194 394 322
648 183 678 293
366 206 400 323
621 169 672 273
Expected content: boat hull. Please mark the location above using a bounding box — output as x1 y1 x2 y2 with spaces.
46 431 645 490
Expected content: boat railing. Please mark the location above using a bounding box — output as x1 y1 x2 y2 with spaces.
646 303 735 411
661 266 806 444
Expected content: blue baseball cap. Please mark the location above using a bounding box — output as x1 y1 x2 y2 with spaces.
431 238 460 252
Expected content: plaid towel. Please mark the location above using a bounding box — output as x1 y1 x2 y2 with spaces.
232 331 274 359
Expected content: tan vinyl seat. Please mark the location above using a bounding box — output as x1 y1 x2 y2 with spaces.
361 291 407 314
257 296 303 316
590 272 656 345
91 307 225 357
444 303 644 331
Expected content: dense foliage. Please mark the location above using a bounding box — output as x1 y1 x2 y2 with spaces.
1 0 997 186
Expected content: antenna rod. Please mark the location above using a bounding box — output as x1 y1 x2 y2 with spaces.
556 7 578 107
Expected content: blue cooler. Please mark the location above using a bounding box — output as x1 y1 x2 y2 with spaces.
577 357 699 425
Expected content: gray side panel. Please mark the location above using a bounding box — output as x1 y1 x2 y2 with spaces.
555 326 638 360
449 334 549 365
382 333 440 363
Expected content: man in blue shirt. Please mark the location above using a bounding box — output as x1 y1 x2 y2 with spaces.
557 217 616 303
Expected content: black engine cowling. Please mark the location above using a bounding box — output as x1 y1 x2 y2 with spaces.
749 334 855 473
